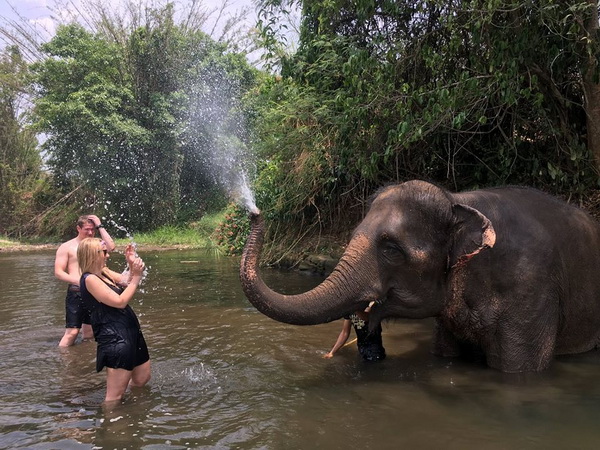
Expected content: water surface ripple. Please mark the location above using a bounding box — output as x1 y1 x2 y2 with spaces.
1 250 600 448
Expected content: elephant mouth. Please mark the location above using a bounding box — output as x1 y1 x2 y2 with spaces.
367 294 388 311
364 292 389 311
355 292 383 315
362 295 388 330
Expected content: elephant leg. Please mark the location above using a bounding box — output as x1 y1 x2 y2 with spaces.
484 313 559 372
432 318 462 357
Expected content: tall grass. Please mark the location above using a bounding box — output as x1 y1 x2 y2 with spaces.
0 235 20 248
0 211 230 252
114 211 226 249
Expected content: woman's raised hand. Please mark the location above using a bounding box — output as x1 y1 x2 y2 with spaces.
130 257 145 277
125 244 137 266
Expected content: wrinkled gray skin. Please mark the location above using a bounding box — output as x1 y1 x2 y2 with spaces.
240 180 600 372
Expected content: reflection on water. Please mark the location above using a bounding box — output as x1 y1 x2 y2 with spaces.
1 250 600 448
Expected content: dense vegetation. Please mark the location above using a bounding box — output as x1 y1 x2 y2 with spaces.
1 0 259 239
250 0 600 240
0 46 43 237
1 0 599 256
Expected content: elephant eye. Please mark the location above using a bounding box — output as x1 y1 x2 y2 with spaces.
381 240 405 261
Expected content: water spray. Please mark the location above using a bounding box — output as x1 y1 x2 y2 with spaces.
107 217 149 294
185 65 260 216
230 172 260 215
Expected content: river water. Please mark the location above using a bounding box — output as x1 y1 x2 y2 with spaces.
1 249 600 449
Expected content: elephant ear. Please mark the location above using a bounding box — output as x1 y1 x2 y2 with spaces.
449 204 496 269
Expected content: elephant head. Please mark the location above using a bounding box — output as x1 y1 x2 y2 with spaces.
240 180 496 327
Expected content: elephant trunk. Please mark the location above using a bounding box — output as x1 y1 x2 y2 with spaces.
240 213 378 325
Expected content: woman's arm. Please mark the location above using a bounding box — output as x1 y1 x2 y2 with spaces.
86 258 145 308
104 244 139 286
85 274 141 308
103 267 127 284
323 319 352 358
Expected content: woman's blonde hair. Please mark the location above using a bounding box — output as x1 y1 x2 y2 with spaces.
77 238 103 275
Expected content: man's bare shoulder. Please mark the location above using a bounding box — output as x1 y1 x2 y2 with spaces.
56 238 78 254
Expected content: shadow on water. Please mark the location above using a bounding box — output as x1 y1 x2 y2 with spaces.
1 249 600 449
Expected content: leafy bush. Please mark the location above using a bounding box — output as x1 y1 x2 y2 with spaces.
250 0 600 241
214 203 250 256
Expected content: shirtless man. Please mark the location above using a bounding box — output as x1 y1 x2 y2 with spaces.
55 214 116 347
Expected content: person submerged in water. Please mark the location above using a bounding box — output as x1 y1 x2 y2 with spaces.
77 238 150 404
323 304 386 362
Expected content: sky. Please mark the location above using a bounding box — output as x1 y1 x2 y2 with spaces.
0 0 262 53
0 0 257 23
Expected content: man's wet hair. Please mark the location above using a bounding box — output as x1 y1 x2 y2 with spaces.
76 215 94 228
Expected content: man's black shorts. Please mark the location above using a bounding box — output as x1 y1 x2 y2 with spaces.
65 287 91 328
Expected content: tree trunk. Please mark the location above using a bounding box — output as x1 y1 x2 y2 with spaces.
583 0 600 174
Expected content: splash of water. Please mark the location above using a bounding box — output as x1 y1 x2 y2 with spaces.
185 65 260 215
109 219 135 243
230 172 259 215
106 217 149 294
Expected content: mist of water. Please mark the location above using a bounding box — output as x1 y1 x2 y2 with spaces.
231 172 259 215
184 65 259 215
84 58 259 244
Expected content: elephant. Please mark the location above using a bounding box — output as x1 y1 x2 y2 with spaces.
240 180 600 372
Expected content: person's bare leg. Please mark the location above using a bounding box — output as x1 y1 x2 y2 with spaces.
58 328 80 347
81 324 93 340
104 368 132 404
130 361 151 388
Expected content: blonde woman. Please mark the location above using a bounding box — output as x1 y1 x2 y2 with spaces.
77 238 150 404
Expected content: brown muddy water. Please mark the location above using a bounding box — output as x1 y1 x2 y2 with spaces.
1 250 600 449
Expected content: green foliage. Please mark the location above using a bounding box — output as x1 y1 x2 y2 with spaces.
123 225 211 247
31 187 90 240
114 211 227 248
0 46 44 235
214 203 250 255
251 0 600 236
0 235 19 247
30 5 258 235
31 24 156 231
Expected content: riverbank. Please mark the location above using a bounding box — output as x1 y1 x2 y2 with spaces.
0 237 342 275
0 241 216 253
0 241 56 252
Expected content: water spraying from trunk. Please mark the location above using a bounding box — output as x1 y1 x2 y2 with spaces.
185 65 258 214
230 172 259 215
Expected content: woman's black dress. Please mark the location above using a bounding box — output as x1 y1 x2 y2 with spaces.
80 273 149 372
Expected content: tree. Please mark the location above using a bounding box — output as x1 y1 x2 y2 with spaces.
0 0 259 236
0 45 41 233
251 0 600 235
580 0 600 171
31 24 157 230
31 3 259 233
